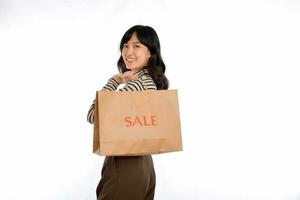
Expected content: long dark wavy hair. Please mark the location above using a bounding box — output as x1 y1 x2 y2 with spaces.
117 25 169 90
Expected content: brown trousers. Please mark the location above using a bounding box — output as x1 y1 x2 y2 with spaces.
96 155 156 200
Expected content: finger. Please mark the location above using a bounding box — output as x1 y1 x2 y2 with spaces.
124 71 131 76
121 75 126 84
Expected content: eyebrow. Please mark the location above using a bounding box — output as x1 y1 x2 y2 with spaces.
124 41 141 44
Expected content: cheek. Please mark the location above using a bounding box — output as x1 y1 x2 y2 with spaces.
121 53 126 61
143 54 150 63
139 51 149 61
121 49 127 57
140 57 149 66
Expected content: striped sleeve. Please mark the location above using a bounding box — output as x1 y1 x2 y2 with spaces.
87 75 157 124
119 80 144 92
86 78 120 124
102 78 119 91
119 75 157 91
141 76 157 90
87 99 95 124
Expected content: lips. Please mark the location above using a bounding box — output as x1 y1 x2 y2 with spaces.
126 58 136 62
126 58 136 65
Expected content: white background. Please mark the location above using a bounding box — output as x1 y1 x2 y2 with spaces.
0 0 300 199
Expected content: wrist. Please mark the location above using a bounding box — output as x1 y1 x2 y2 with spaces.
112 75 122 84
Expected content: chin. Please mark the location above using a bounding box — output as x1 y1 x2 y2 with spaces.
126 65 138 70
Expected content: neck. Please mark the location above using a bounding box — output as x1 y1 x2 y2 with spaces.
131 68 144 74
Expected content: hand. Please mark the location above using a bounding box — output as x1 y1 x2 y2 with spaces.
112 74 123 84
112 71 139 84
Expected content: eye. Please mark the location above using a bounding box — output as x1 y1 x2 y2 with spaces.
134 44 140 48
123 44 128 48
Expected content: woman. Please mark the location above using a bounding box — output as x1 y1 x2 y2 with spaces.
87 25 169 200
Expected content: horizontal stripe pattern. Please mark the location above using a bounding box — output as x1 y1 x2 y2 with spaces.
87 69 157 124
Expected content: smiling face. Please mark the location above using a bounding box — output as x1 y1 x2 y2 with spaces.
121 32 151 73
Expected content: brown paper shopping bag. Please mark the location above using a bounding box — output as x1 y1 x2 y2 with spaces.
93 89 182 156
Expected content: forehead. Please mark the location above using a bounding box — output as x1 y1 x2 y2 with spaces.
126 33 140 43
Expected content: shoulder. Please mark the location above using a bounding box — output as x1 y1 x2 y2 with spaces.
138 74 157 90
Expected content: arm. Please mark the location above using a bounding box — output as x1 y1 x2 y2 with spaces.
87 71 156 124
86 78 120 124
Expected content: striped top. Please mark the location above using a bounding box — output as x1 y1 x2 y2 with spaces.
87 68 157 124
